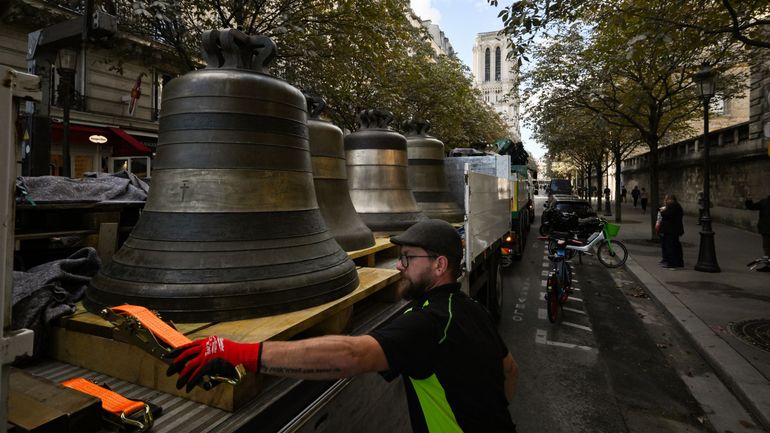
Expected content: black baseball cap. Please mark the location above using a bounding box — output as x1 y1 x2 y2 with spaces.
390 219 463 260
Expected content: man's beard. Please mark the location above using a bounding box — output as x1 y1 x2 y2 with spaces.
398 272 431 300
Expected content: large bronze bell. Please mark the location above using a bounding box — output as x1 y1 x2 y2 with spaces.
306 95 375 251
344 110 427 232
85 30 358 322
403 120 464 223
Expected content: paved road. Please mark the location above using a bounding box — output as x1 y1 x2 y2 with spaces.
499 195 756 433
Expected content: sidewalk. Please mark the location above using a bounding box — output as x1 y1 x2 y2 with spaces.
604 200 770 430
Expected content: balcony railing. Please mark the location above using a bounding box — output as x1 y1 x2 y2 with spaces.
622 122 752 172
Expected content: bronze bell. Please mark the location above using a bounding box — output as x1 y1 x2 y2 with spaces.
344 110 427 232
403 119 464 223
306 95 375 251
85 30 358 322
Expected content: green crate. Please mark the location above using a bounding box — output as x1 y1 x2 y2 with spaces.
604 223 621 239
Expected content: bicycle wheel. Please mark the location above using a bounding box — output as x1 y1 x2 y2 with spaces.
545 274 561 323
539 224 550 236
597 239 628 268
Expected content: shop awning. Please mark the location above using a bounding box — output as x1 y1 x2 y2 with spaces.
108 127 152 153
50 123 153 156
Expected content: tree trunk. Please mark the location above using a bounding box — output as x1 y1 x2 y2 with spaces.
614 149 622 222
595 161 603 213
587 165 592 203
648 141 660 240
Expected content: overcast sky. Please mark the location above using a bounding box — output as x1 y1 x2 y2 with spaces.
410 0 545 159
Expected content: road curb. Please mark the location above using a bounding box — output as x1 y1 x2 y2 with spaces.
624 256 770 431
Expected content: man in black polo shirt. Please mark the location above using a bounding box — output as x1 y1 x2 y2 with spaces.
166 219 518 432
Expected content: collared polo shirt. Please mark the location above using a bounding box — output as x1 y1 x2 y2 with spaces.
369 283 515 433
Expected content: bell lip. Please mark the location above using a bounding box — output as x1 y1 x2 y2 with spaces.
85 261 360 323
83 273 359 323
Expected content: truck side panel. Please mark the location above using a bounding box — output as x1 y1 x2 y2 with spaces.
464 169 511 270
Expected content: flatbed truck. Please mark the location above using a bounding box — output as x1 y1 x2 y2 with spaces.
1 65 519 433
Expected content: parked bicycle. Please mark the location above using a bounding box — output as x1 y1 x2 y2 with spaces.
545 238 573 323
747 257 770 272
547 217 628 268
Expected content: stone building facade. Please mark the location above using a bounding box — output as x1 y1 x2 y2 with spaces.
1 0 179 178
621 58 770 231
471 31 521 143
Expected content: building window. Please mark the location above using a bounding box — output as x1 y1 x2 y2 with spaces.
484 48 490 82
495 47 501 81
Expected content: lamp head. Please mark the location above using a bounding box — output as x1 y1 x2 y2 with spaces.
694 63 717 99
57 48 78 73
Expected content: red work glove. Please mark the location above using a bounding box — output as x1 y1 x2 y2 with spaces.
165 336 262 392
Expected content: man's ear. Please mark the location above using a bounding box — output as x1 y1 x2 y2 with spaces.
435 256 449 276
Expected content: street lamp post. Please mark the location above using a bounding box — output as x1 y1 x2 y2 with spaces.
57 48 77 177
693 63 720 273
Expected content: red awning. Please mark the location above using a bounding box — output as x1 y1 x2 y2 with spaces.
50 123 152 156
108 127 152 153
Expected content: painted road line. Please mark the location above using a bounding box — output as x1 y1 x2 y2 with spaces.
538 308 547 320
571 287 581 291
541 280 547 287
541 270 548 276
567 296 583 302
540 292 546 301
563 307 587 315
535 329 594 351
562 321 593 332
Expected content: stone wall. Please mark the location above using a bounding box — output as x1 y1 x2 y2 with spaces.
623 55 770 232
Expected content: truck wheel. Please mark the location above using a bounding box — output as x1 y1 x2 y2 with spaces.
514 218 526 261
484 254 503 324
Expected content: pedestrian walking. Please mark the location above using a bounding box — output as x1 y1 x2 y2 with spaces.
659 194 684 268
696 192 705 225
640 188 648 214
745 193 770 258
631 186 640 207
166 219 519 433
621 186 627 203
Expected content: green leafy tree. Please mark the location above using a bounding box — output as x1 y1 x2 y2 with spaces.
489 0 770 59
521 5 746 237
126 0 506 148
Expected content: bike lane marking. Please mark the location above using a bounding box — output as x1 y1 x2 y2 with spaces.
561 321 592 332
563 307 587 315
512 279 531 323
535 329 595 351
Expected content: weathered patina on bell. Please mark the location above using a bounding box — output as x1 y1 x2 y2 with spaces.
306 95 375 251
344 109 427 232
85 29 358 322
403 119 464 223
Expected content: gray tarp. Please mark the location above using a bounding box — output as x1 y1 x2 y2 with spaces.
16 171 149 203
12 247 101 357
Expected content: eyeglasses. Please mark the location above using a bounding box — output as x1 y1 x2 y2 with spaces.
399 254 437 268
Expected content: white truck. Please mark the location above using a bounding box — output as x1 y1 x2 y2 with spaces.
2 66 517 433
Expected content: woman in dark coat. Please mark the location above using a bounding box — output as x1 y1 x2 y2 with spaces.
659 194 684 268
746 194 770 258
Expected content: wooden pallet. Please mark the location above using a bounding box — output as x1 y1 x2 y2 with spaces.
48 267 400 412
347 236 399 267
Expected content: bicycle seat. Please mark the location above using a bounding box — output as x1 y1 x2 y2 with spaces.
550 231 572 239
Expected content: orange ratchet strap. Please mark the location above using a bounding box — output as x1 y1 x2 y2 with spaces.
62 378 153 431
100 304 245 389
111 304 192 349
